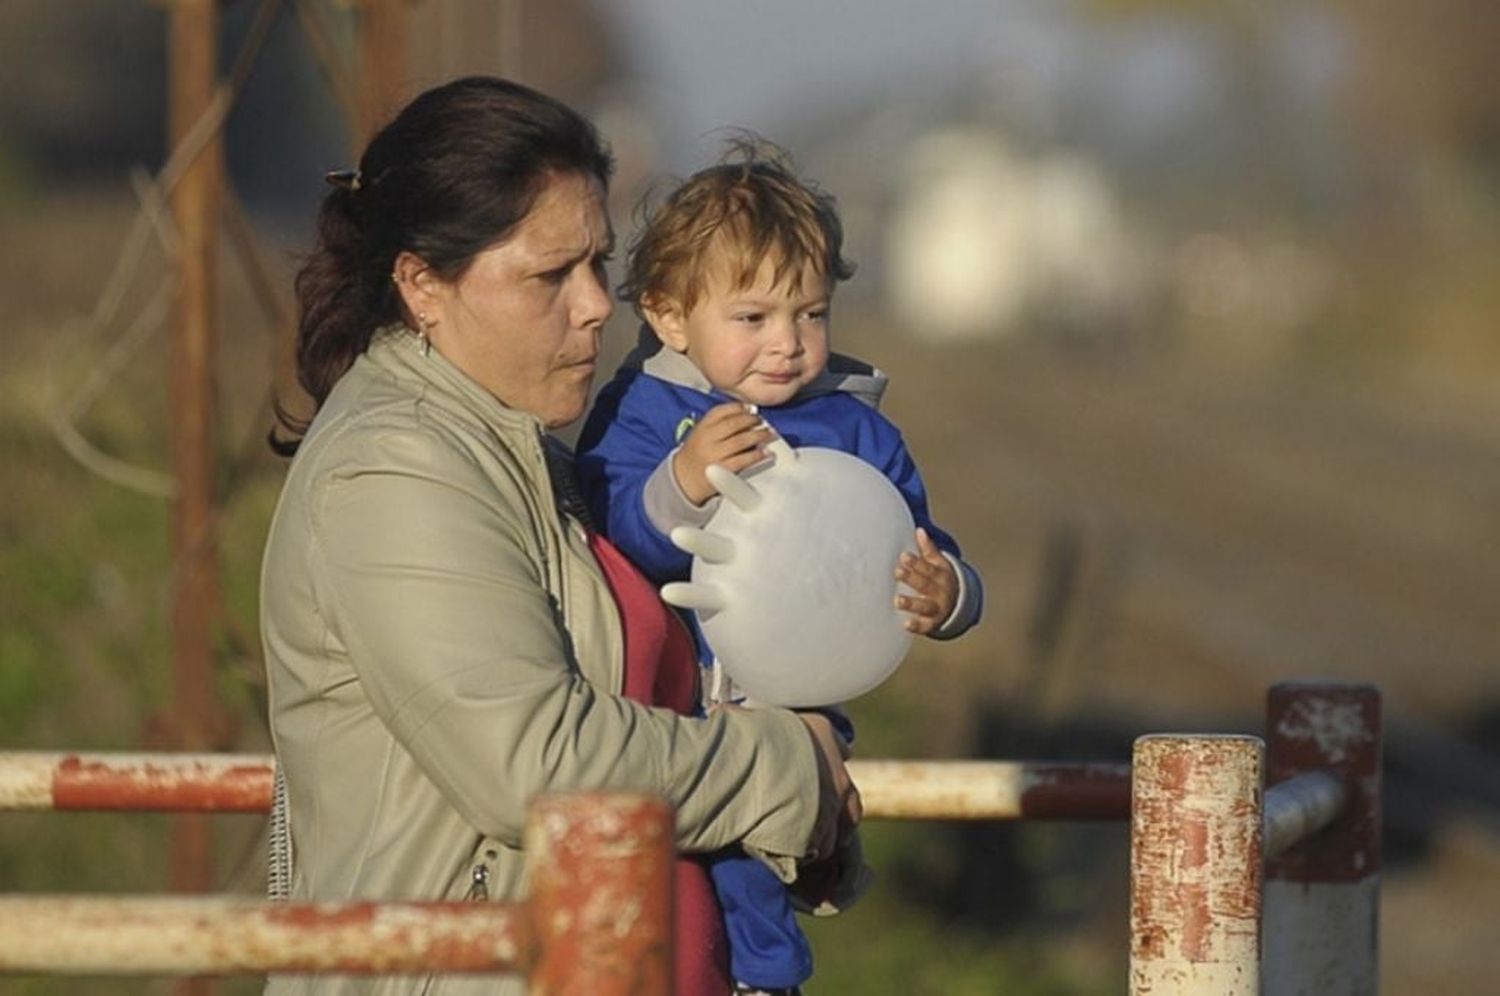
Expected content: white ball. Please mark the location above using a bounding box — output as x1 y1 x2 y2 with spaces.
666 444 916 707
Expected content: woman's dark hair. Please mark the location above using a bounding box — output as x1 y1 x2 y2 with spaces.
271 76 614 455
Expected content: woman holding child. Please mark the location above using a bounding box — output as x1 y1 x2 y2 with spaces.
260 76 858 996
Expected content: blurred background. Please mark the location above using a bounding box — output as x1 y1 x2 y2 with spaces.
2 0 1498 993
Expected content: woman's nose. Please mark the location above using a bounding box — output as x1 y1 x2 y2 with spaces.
574 266 614 328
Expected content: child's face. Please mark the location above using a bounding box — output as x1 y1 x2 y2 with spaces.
650 249 832 407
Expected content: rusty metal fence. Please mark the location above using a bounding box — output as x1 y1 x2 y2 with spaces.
0 791 674 991
0 680 1380 993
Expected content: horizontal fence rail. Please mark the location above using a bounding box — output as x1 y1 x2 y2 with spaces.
1263 770 1348 860
0 755 1132 822
852 759 1130 819
4 680 1381 993
0 752 274 813
0 897 529 975
0 791 673 991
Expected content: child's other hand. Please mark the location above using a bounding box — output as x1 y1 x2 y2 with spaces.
895 528 958 636
672 402 775 506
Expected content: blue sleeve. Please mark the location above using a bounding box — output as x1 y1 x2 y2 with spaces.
857 415 962 558
856 409 984 638
575 374 694 583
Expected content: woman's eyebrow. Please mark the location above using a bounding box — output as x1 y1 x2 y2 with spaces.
537 234 614 263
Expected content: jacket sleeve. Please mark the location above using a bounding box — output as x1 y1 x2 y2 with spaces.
576 378 711 583
864 417 985 640
307 424 819 861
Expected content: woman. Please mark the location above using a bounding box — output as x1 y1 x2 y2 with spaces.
262 76 857 996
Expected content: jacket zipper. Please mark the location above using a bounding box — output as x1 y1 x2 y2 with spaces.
465 844 500 902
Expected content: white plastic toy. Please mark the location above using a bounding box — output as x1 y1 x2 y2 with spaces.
661 438 916 707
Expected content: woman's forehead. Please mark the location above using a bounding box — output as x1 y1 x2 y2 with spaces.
506 173 611 258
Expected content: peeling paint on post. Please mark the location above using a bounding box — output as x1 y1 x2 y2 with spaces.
1263 682 1381 996
526 792 673 996
1130 735 1263 996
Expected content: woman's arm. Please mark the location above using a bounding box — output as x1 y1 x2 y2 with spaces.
308 424 823 860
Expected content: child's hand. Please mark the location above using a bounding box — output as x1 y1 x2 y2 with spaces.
672 402 775 505
894 527 958 636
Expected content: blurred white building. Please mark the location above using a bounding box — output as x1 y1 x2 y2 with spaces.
884 126 1139 343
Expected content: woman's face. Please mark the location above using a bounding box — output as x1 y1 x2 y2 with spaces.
421 172 614 429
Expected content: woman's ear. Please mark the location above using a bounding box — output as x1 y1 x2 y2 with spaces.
392 251 442 327
642 293 689 353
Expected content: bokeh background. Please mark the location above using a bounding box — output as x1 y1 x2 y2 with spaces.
3 1 1498 993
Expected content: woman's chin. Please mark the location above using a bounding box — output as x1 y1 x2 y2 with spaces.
543 397 590 430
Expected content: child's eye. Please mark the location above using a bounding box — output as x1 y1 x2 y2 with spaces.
734 312 764 325
800 308 828 323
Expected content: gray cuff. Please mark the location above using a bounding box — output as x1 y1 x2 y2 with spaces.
642 446 720 536
931 551 983 640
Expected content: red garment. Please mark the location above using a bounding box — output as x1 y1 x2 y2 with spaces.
587 532 731 996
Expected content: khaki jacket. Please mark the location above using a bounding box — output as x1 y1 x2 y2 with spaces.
261 329 819 995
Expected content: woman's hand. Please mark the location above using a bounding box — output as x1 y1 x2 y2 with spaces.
895 527 959 636
798 712 861 861
672 403 775 506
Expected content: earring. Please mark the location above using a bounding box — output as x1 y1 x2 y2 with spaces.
414 312 433 356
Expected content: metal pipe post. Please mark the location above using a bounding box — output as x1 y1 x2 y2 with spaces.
525 792 674 995
166 3 224 990
1263 682 1381 995
354 0 410 148
1130 735 1264 996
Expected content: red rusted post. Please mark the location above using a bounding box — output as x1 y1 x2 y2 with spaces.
525 792 674 995
354 0 410 148
166 2 224 990
1263 682 1381 995
1130 735 1263 996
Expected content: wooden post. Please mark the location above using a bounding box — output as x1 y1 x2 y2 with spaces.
526 792 674 995
1130 735 1264 996
354 0 410 148
1263 682 1381 995
167 1 222 991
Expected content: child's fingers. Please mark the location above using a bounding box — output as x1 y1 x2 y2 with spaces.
686 417 771 461
699 402 764 433
894 592 941 617
896 550 945 588
914 527 942 560
701 429 774 469
716 446 772 474
698 416 773 453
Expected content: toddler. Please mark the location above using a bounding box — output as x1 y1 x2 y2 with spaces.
577 140 983 995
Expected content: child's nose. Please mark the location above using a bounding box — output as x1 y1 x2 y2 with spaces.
768 318 803 356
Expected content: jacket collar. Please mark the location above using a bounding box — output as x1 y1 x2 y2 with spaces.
624 323 889 409
364 325 547 436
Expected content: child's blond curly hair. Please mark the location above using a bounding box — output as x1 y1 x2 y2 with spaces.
620 135 856 318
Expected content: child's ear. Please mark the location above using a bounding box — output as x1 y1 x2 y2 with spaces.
642 294 689 353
